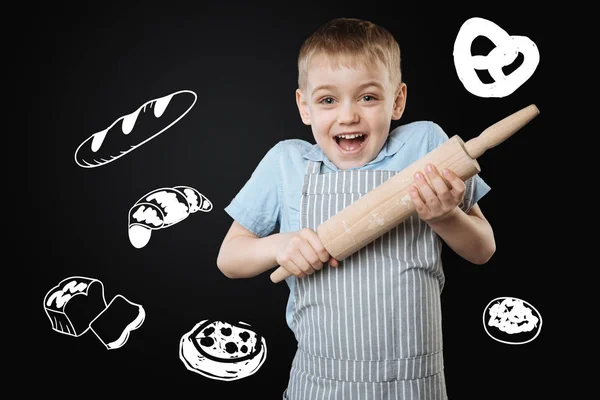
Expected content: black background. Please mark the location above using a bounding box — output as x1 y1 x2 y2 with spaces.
25 1 560 398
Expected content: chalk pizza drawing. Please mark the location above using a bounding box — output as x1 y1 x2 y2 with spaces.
179 320 267 381
483 296 542 345
128 185 212 249
74 89 197 168
44 276 145 350
453 17 539 98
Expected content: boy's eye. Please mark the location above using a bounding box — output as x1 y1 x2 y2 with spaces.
361 95 375 102
319 97 335 105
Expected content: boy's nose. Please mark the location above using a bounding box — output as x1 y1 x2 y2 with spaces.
337 102 360 124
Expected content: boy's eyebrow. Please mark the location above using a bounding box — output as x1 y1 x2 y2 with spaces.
311 84 337 95
311 81 385 95
356 81 385 91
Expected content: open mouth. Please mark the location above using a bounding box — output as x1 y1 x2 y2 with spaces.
334 133 368 154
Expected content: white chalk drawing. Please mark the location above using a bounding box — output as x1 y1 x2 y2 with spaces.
44 276 145 350
483 296 542 345
128 185 212 249
179 320 267 381
453 17 539 98
89 295 146 350
74 89 197 168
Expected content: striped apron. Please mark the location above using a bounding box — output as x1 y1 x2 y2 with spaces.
284 160 449 400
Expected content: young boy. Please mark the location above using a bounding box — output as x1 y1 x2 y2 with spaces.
217 17 495 400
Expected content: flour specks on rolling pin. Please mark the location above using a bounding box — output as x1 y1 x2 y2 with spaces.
367 212 386 230
342 220 352 234
399 194 411 207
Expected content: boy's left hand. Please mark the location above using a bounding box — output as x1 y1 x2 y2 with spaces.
409 164 465 224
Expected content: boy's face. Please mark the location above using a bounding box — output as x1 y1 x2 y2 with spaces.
296 55 406 170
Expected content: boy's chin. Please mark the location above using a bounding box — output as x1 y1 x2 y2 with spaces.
321 145 374 170
331 156 368 171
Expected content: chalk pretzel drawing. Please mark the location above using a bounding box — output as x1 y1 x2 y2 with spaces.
128 185 212 249
453 17 540 98
74 89 197 168
44 276 145 350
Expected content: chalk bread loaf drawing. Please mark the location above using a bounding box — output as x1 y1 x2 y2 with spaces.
44 276 145 349
128 185 212 249
44 276 108 337
179 320 267 381
74 90 197 168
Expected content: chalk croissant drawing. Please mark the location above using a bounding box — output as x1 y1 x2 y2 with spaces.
483 296 542 345
128 185 212 249
179 320 267 381
453 17 539 98
44 276 145 350
74 89 197 168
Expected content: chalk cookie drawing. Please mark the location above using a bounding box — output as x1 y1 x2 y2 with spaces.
44 276 145 350
128 185 212 249
179 320 267 381
483 296 542 345
74 89 197 168
453 17 539 98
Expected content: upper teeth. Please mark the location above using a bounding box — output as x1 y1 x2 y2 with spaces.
337 134 364 139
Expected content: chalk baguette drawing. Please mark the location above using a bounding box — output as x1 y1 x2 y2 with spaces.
179 320 267 381
483 296 542 345
44 276 145 350
453 17 539 98
74 90 197 168
128 185 213 249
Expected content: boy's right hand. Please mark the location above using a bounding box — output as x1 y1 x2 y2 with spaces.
275 228 339 278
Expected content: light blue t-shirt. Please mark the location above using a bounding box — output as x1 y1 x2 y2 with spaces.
224 121 491 330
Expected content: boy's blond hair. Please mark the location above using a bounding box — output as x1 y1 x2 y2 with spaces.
297 18 402 90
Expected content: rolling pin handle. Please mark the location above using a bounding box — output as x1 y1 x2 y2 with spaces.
270 266 290 283
464 104 539 159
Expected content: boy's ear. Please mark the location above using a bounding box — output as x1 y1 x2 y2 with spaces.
392 83 407 120
296 89 311 125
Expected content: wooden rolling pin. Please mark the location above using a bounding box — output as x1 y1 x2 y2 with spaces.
270 104 539 283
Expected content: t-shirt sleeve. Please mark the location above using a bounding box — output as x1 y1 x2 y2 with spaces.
224 143 282 237
429 122 491 213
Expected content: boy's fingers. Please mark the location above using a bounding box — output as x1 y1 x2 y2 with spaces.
414 172 437 203
441 171 466 205
291 249 315 275
409 185 427 211
302 228 333 263
283 258 306 278
426 164 451 196
442 168 463 189
298 239 324 271
329 257 339 267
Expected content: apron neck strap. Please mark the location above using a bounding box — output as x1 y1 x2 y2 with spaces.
305 160 322 176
